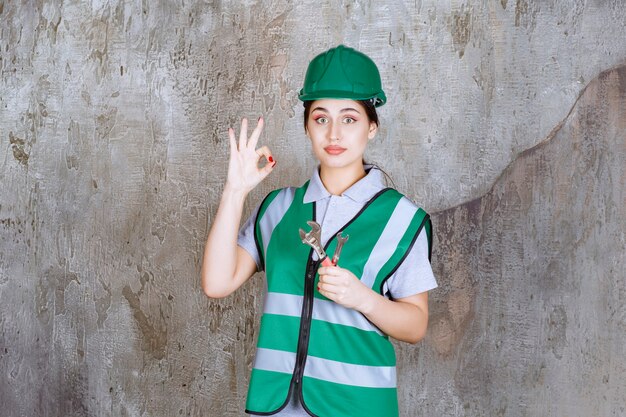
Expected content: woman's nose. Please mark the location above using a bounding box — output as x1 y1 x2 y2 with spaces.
329 121 341 141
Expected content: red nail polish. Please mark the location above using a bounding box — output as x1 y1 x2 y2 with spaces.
268 156 274 163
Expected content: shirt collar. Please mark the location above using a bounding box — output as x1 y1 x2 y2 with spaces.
303 164 386 204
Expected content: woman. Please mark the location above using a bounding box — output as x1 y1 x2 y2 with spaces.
201 45 437 417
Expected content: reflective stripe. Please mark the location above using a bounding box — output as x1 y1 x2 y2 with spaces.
314 299 383 336
305 355 396 389
253 348 396 389
259 188 297 259
263 292 302 316
264 292 383 335
253 347 296 375
361 197 416 288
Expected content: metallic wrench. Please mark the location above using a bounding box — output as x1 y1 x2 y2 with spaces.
299 221 349 267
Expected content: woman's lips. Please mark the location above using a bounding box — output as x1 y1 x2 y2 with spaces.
324 145 347 155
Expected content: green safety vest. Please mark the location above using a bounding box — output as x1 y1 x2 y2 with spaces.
245 181 431 417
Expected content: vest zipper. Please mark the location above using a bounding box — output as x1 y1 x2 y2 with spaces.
293 256 317 387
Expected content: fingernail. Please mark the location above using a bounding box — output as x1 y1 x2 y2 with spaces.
258 116 262 122
268 156 274 163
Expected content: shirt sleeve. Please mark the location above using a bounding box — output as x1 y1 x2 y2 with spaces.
237 204 261 272
383 228 437 299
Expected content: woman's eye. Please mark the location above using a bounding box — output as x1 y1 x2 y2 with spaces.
343 117 356 124
315 117 328 124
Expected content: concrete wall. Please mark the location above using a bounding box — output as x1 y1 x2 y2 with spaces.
1 1 624 416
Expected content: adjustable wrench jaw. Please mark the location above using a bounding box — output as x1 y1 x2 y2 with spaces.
299 221 349 268
299 221 333 266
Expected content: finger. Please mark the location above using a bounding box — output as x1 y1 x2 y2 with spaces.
318 286 334 300
248 116 264 149
253 145 276 180
259 158 276 179
238 118 248 151
318 282 343 297
255 146 275 166
318 274 343 286
318 280 331 294
317 266 340 277
318 285 332 300
228 127 237 153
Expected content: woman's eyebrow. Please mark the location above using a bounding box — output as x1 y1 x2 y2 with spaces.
340 107 361 114
311 107 361 114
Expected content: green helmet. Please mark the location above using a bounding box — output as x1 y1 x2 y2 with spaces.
299 45 387 107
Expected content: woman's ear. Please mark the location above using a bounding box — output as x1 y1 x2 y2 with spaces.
368 122 378 140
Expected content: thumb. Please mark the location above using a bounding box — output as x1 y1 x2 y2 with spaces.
255 146 276 175
259 156 277 179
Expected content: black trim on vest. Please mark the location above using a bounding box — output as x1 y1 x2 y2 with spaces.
253 191 276 273
293 201 318 417
246 374 300 416
295 256 320 417
379 213 430 299
246 384 300 416
425 215 433 263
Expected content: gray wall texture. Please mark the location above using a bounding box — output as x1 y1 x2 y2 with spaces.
1 1 625 416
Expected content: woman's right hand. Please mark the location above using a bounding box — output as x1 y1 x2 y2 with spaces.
203 117 272 299
225 117 276 195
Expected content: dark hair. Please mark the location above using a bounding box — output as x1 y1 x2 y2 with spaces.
302 99 379 131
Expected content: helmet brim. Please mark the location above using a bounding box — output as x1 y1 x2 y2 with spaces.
299 90 386 107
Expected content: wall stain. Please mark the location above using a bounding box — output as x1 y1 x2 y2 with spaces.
122 285 168 359
451 6 471 59
515 0 528 27
514 0 538 29
94 280 112 329
207 300 233 334
545 305 568 359
65 120 81 170
95 107 118 140
9 132 29 166
36 259 81 319
121 269 170 360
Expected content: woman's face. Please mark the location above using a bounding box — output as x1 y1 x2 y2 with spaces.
305 99 377 170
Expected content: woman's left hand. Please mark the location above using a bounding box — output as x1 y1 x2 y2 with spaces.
317 266 374 312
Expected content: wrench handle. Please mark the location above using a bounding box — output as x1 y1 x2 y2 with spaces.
321 256 334 267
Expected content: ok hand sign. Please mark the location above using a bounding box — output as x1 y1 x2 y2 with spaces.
225 117 276 195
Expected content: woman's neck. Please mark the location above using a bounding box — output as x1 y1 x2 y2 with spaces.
319 163 367 196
